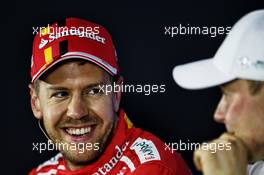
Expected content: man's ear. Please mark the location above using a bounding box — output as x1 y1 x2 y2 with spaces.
28 83 43 120
113 76 123 112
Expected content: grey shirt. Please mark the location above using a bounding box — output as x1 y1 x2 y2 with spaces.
248 161 264 175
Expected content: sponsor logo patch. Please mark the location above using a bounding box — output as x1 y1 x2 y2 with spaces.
130 137 161 164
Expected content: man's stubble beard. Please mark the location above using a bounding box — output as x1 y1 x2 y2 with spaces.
42 114 119 166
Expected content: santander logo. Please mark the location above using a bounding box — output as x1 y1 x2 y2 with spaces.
92 141 129 175
38 29 106 49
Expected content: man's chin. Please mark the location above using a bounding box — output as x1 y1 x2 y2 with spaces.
237 135 259 163
62 149 102 166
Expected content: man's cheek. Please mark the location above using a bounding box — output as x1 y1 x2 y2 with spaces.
235 95 247 112
91 100 115 120
227 98 245 123
44 107 62 127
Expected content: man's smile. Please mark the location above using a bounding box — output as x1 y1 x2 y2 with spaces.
60 124 98 143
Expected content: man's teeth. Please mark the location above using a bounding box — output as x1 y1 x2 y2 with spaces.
66 127 91 136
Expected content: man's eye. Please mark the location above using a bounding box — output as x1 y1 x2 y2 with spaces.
221 89 229 96
85 88 102 96
52 91 69 98
222 90 233 99
222 91 228 96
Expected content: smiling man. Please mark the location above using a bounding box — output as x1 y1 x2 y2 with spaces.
28 18 191 175
173 10 264 175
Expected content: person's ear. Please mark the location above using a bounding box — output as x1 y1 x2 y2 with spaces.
113 76 123 112
28 83 43 119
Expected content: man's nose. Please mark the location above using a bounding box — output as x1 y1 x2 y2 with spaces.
214 95 227 124
67 95 88 119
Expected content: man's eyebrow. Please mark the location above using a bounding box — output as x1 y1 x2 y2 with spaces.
46 86 68 91
219 86 225 92
46 82 105 90
84 83 106 89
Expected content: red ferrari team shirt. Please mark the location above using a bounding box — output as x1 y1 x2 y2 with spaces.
29 109 192 175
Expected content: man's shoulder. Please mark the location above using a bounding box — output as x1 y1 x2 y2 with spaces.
126 127 191 174
28 153 65 175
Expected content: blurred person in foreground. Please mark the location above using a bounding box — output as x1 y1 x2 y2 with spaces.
173 10 264 175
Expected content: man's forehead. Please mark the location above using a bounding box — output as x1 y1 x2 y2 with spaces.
37 74 109 91
40 80 105 90
40 60 110 84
